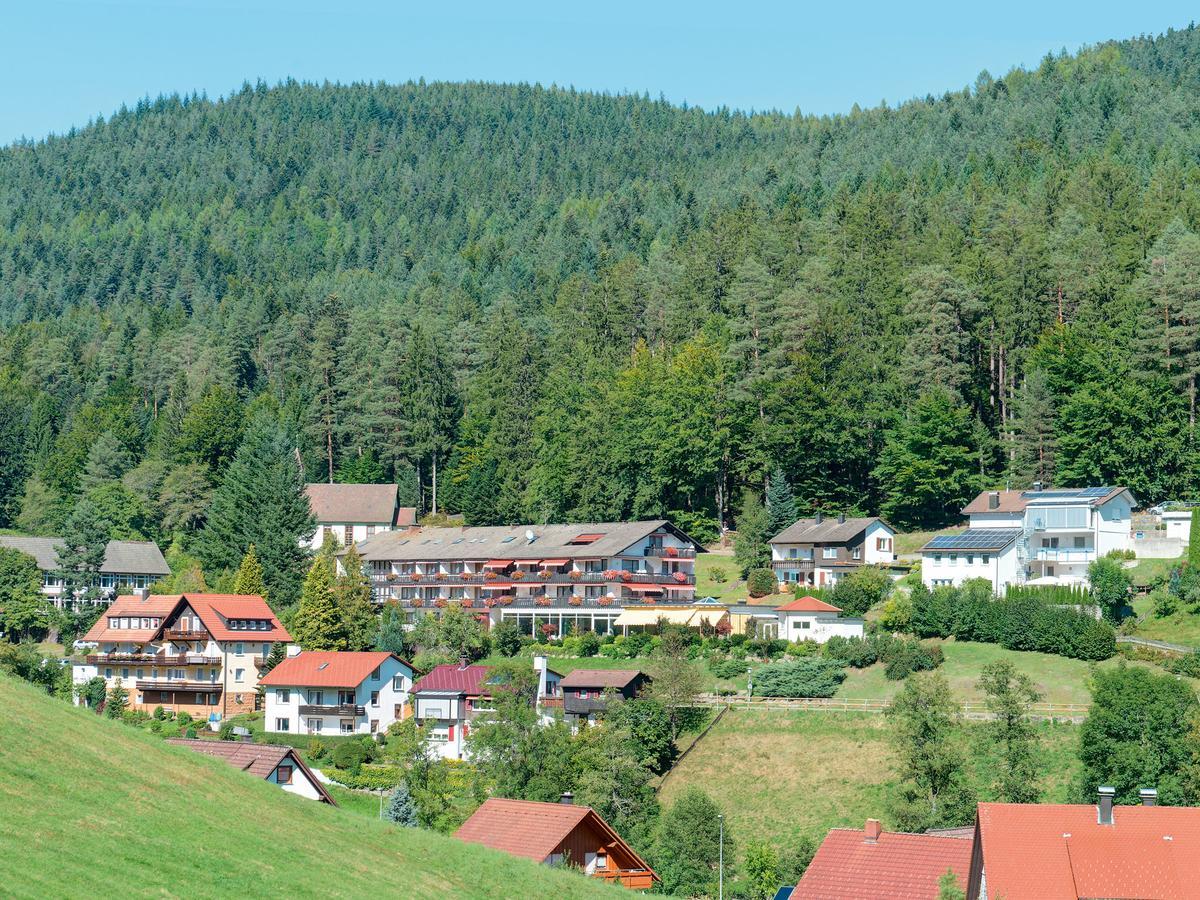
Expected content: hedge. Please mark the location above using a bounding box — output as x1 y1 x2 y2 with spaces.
327 765 405 790
753 658 847 698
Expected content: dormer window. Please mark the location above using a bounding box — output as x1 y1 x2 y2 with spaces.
569 533 604 545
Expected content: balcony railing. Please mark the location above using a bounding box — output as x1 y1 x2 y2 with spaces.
640 546 696 559
564 695 614 716
163 629 210 642
371 571 695 587
136 680 223 692
88 654 220 666
299 704 365 717
1031 548 1095 562
772 558 815 570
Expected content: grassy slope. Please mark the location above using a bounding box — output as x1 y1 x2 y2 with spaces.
0 674 618 900
479 653 749 694
657 709 1082 850
694 552 790 605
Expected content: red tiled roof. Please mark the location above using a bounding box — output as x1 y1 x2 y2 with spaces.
558 669 644 690
82 594 181 642
776 595 842 613
166 594 291 643
167 739 335 804
412 663 493 696
975 802 1200 900
455 798 656 878
794 823 971 900
258 651 409 688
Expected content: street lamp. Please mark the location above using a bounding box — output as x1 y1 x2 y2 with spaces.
747 665 753 700
718 813 725 900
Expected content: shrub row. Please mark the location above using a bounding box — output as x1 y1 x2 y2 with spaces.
911 580 1116 661
753 657 847 698
327 765 404 790
824 634 944 681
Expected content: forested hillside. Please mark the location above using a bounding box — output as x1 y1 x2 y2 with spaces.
4 24 1200 571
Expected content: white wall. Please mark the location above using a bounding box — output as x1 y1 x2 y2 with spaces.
778 612 864 643
1095 496 1132 557
269 758 324 801
862 521 896 564
922 544 1021 593
967 510 1024 528
1163 512 1191 542
306 522 394 552
264 656 412 736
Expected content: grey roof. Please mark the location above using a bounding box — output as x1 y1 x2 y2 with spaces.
770 516 891 545
356 520 701 563
305 483 414 525
921 528 1022 552
0 535 169 575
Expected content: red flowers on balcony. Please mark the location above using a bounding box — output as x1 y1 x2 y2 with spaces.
511 571 526 581
603 569 621 581
568 570 583 581
496 595 513 606
534 597 551 607
597 597 613 607
666 546 679 557
434 598 448 608
619 571 634 583
537 569 554 580
459 598 474 608
409 573 423 583
673 571 689 583
408 598 423 608
568 596 582 607
483 571 499 582
483 598 496 608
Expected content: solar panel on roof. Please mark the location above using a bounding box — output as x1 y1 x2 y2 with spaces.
926 528 1022 550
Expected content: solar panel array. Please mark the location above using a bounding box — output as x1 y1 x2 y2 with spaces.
1022 486 1113 499
925 528 1023 550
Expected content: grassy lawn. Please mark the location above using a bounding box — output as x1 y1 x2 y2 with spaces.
695 551 790 606
657 708 1082 853
1127 554 1183 588
894 526 963 557
1130 609 1200 647
0 673 619 900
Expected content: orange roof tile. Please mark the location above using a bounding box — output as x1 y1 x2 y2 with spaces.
258 651 409 688
795 824 971 900
975 802 1200 900
82 594 182 642
169 594 291 642
776 595 843 613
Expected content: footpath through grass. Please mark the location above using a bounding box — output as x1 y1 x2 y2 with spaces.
0 673 619 900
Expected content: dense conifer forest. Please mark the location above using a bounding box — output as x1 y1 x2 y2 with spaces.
4 24 1200 569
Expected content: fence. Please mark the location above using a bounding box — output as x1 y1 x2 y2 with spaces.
694 693 1089 722
1117 635 1197 657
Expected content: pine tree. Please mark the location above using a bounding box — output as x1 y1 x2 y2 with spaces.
291 558 346 650
306 293 347 484
375 603 408 656
336 544 378 651
899 266 980 402
79 431 133 494
195 416 316 607
1135 221 1200 425
57 496 112 603
765 467 798 538
259 641 287 676
384 781 419 826
231 544 269 601
1009 368 1057 487
733 491 771 577
104 678 129 719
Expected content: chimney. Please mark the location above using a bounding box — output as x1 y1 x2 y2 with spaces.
560 791 574 806
458 655 469 671
863 819 881 844
286 644 302 658
134 586 150 601
1098 786 1115 825
815 511 824 524
1032 481 1043 493
988 491 1000 510
1139 788 1158 807
837 512 846 524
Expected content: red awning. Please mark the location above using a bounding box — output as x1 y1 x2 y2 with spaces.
539 558 569 566
514 559 543 565
482 560 511 569
481 582 514 590
627 584 665 592
572 533 605 542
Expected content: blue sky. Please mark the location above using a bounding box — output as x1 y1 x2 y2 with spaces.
2 1 1195 145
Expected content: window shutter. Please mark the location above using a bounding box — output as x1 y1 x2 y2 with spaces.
448 724 455 741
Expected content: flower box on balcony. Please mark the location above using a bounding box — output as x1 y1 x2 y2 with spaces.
534 598 551 607
386 573 398 582
409 598 423 608
511 571 526 581
497 595 513 606
619 571 634 583
568 596 582 607
483 598 496 608
673 571 689 584
597 597 613 607
483 571 499 582
459 598 474 608
434 573 447 582
433 598 448 608
569 570 583 581
537 569 554 580
603 570 621 581
666 547 679 558
409 573 423 583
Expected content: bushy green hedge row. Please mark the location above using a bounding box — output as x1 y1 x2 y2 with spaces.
824 633 944 681
327 765 404 790
753 658 847 698
911 580 1115 661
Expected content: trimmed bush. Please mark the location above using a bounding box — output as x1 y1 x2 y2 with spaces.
329 765 404 790
747 568 777 598
753 658 847 698
331 741 369 774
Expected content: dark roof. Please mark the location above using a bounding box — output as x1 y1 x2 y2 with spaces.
558 669 644 689
770 517 891 545
0 535 169 575
794 824 971 899
411 663 494 696
921 528 1022 552
305 483 410 525
356 520 702 563
166 739 335 804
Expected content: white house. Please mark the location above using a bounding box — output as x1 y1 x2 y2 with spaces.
410 656 562 760
920 485 1136 593
259 650 414 737
1161 509 1192 543
303 483 416 552
167 738 335 804
769 515 899 589
774 595 864 643
0 535 170 608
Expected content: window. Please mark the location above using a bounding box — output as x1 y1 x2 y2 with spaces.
876 536 891 552
822 548 837 559
277 689 290 703
371 667 381 681
262 643 270 658
366 525 376 538
121 667 130 679
370 719 379 734
370 691 380 708
312 690 324 706
275 718 290 732
949 554 957 565
276 765 293 784
340 720 354 734
135 669 144 679
851 547 861 560
323 526 334 544
234 668 245 683
308 719 323 733
966 555 974 565
798 620 811 630
234 642 244 655
933 554 942 566
338 690 355 705
982 555 990 564
1074 536 1087 549
344 525 354 546
429 726 450 743
594 852 608 870
392 675 405 691
104 667 112 678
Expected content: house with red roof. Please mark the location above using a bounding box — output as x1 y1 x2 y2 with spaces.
794 818 971 899
259 650 414 737
559 669 649 724
167 738 336 805
73 591 290 722
455 795 657 889
775 596 864 644
410 657 562 759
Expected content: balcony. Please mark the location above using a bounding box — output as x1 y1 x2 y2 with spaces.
136 680 222 692
772 558 815 570
87 654 220 666
299 704 365 717
640 546 696 559
372 571 694 588
564 695 613 717
163 629 210 642
1030 547 1095 562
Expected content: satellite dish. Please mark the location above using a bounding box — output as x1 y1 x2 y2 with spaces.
525 529 536 543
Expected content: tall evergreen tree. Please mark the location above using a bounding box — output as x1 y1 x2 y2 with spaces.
231 544 269 601
335 544 378 651
56 497 112 604
79 431 134 495
1009 368 1057 487
291 557 346 650
765 467 798 538
732 491 771 577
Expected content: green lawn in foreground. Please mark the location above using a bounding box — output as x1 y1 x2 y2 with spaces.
0 673 618 900
657 708 1082 852
1130 608 1200 647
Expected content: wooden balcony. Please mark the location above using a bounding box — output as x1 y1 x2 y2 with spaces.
564 695 612 717
163 629 210 642
772 558 815 571
136 680 223 692
88 654 219 666
299 704 365 717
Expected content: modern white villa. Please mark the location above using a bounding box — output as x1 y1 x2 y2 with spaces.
920 485 1136 593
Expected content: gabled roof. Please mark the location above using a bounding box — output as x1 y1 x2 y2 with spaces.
776 595 843 614
0 535 169 575
455 797 656 878
794 823 971 899
920 528 1022 553
770 517 891 545
558 669 645 690
164 594 291 643
259 651 410 688
305 482 411 525
962 486 1133 515
411 663 494 696
82 593 182 642
166 739 335 804
355 520 702 563
974 802 1200 900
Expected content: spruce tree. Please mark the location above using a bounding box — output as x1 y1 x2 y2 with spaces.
195 416 315 607
104 678 129 719
79 431 134 495
375 603 408 656
291 558 346 650
765 467 798 538
231 544 269 601
336 544 378 651
384 781 419 826
57 496 111 603
259 641 287 676
733 491 771 577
